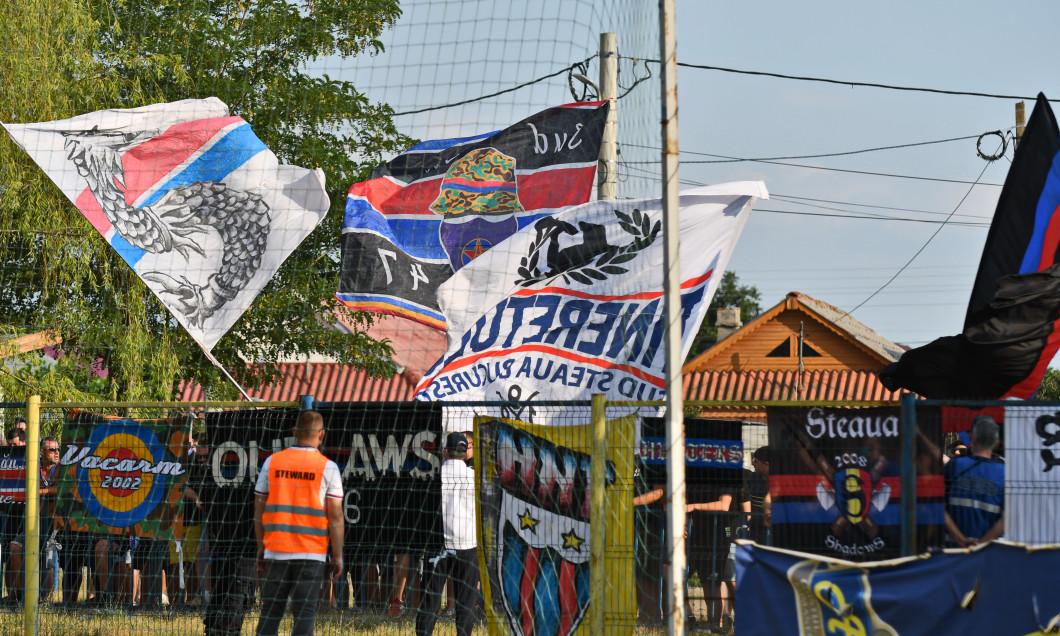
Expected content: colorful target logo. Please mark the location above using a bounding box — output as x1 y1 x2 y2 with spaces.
76 421 169 528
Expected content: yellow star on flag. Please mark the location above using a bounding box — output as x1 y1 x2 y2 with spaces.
562 528 584 552
519 509 539 533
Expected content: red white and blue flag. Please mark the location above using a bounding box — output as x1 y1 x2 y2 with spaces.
415 182 767 425
336 102 609 330
3 97 329 350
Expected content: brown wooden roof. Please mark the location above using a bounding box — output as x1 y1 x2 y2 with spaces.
683 291 904 374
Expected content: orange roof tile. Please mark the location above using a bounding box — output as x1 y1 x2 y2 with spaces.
178 362 416 403
683 369 902 402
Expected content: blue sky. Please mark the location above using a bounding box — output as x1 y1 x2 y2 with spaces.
330 0 1060 355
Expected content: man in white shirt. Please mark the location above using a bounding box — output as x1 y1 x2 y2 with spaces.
416 431 479 636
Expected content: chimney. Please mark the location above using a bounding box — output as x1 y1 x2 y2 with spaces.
716 307 743 342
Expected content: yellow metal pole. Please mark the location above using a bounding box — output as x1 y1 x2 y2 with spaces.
590 394 606 635
24 395 40 636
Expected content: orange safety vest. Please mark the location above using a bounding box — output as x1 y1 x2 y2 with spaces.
262 448 330 556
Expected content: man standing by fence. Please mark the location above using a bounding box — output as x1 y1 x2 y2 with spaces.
944 415 1005 547
254 410 344 636
416 431 479 636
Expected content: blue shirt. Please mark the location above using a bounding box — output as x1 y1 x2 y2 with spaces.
945 455 1004 541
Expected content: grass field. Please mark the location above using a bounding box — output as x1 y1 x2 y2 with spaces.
0 588 726 635
0 606 693 636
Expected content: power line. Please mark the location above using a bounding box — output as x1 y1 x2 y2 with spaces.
620 157 1004 186
837 138 1004 318
627 134 984 163
754 208 990 226
663 60 1056 102
771 193 990 218
391 57 595 116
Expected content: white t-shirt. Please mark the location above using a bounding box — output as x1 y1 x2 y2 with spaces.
442 459 476 550
254 446 343 561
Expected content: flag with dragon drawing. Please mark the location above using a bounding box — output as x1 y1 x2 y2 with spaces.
475 415 636 636
2 97 329 350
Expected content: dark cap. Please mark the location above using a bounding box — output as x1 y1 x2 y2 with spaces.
445 431 468 454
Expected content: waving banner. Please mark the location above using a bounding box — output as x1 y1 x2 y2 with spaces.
736 541 1060 636
337 102 609 329
767 406 944 560
475 416 635 636
415 182 766 426
3 97 329 350
879 93 1060 399
56 412 187 539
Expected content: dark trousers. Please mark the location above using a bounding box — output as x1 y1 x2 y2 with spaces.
204 552 256 636
256 559 326 636
416 548 479 636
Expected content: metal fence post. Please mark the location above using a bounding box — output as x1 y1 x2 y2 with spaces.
900 392 917 557
590 393 607 635
24 395 41 636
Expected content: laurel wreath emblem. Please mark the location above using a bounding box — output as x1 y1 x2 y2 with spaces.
515 207 661 287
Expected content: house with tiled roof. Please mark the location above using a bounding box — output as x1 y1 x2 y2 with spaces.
682 291 908 420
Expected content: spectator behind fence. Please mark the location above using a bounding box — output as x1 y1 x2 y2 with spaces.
174 432 209 607
741 446 772 544
254 410 344 636
7 430 25 447
685 480 736 632
944 415 1004 547
416 431 479 636
196 433 257 636
5 436 59 604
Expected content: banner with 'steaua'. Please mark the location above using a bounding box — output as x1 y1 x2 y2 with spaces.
736 541 1060 636
416 182 766 426
476 416 636 636
337 102 609 329
56 412 188 540
0 447 26 504
767 406 944 560
3 97 330 350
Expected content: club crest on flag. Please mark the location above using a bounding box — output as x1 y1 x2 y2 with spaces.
432 147 523 269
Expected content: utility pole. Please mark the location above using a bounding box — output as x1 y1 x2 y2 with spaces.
659 2 686 635
1015 101 1026 149
598 33 618 201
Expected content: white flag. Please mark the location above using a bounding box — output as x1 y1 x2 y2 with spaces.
1004 405 1058 544
3 97 329 350
415 182 766 425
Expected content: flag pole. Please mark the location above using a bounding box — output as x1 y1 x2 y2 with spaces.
198 343 254 401
659 2 687 635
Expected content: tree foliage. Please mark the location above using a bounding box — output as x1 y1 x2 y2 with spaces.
1 0 412 401
1035 367 1060 401
685 271 762 362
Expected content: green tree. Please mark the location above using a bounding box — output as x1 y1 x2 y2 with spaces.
1035 368 1060 400
1 0 412 401
685 271 762 362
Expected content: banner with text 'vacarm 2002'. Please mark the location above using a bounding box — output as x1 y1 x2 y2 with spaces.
56 411 188 540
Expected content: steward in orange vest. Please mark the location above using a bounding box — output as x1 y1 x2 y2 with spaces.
253 410 344 636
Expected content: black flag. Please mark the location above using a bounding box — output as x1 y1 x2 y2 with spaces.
880 93 1060 399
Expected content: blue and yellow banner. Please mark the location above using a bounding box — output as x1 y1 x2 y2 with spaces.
736 540 1060 635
